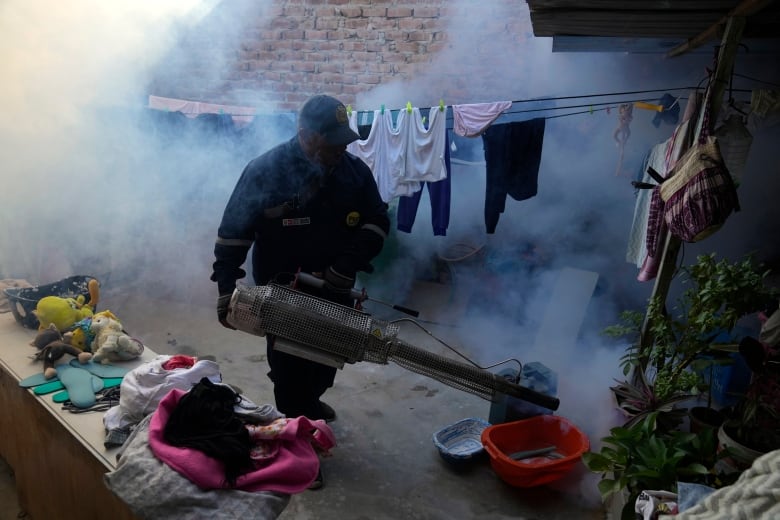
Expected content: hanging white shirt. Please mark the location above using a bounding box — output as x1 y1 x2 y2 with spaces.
403 105 448 183
348 109 419 202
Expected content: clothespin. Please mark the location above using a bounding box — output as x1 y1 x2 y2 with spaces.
406 101 412 114
218 108 225 114
589 105 593 114
439 99 445 112
381 104 385 115
422 116 427 125
634 101 664 112
346 104 352 117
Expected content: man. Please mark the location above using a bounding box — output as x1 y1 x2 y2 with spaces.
211 94 389 425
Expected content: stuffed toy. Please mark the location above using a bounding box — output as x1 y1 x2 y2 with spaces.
63 309 120 352
90 312 144 364
34 278 100 332
31 323 93 379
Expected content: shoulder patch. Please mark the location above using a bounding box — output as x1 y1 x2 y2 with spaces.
346 211 360 227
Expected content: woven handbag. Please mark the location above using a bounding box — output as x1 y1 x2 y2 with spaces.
657 99 740 242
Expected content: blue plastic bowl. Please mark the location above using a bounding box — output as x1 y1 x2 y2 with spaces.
3 275 97 329
432 417 491 463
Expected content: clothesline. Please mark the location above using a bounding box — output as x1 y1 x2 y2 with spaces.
351 87 699 124
149 87 695 123
494 96 686 116
346 69 770 119
147 83 760 130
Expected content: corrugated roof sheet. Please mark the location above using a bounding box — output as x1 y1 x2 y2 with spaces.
526 0 780 53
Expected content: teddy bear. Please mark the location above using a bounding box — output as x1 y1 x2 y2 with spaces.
31 323 93 379
62 309 119 352
89 312 145 364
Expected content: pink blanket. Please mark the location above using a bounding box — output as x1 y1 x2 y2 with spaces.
148 388 336 494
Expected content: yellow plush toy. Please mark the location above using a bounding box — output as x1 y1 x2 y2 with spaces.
34 279 100 332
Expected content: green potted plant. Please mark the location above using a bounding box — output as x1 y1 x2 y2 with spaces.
609 366 690 429
582 412 720 520
718 336 780 472
687 357 727 434
604 253 776 425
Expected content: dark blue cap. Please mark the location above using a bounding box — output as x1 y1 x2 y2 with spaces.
298 94 360 146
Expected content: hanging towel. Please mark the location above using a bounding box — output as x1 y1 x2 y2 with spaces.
148 95 256 126
397 129 452 236
348 109 419 202
481 119 546 234
453 101 512 137
626 139 673 267
748 89 780 132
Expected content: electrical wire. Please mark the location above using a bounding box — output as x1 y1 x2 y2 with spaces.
61 386 121 414
732 73 780 88
495 86 696 106
505 96 683 115
438 242 485 262
390 316 523 379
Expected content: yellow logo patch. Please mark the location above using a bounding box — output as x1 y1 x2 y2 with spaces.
346 211 360 227
336 105 348 124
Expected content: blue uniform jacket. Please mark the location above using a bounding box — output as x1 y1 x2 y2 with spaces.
212 137 389 294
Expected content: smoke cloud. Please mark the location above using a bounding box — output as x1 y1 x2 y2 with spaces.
0 0 275 304
1 1 778 507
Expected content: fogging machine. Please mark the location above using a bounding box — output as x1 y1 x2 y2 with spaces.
227 282 559 410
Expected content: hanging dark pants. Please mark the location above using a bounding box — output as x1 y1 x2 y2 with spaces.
482 118 546 234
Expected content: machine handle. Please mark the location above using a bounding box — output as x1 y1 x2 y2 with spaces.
392 304 419 318
297 271 420 317
295 271 363 300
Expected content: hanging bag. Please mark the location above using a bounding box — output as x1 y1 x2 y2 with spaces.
658 91 740 242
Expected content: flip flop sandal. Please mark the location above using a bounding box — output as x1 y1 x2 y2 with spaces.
100 377 125 389
51 377 123 403
33 380 65 395
56 364 104 408
19 372 57 388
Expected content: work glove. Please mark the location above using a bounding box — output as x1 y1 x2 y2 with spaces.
217 293 236 330
322 266 355 303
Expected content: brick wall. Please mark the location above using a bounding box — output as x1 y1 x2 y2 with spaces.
148 1 532 110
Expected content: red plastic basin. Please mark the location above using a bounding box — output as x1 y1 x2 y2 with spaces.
481 415 589 488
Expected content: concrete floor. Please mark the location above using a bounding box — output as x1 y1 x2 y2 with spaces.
1 279 607 520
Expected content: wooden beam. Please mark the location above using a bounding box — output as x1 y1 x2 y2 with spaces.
666 0 774 57
636 17 746 381
709 17 748 119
